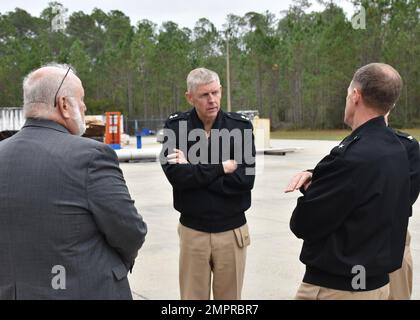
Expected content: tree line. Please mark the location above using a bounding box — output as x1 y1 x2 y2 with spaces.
0 0 419 129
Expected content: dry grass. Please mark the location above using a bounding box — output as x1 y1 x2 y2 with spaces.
271 128 420 141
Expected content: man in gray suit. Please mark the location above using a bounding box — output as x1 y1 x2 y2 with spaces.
0 63 147 300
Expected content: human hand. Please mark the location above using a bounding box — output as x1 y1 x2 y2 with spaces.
284 171 313 193
167 149 189 164
222 160 238 174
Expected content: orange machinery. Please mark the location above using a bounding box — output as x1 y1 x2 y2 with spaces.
105 112 121 149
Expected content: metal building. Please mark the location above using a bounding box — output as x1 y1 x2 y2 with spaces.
0 108 25 131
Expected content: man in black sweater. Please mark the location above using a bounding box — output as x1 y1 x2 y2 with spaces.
387 125 419 299
285 107 420 301
161 68 256 300
287 63 411 299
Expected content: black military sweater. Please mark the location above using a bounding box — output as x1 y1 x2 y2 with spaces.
290 116 411 291
393 129 420 212
161 108 256 233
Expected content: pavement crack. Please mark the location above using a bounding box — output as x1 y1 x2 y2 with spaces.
132 291 150 300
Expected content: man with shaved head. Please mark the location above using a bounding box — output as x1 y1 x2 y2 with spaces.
0 63 147 300
287 63 411 300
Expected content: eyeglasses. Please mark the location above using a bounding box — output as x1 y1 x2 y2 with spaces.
53 66 72 108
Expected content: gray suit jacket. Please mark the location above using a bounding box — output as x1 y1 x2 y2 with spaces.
0 119 147 300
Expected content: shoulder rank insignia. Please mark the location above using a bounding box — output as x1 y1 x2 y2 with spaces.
226 112 251 123
333 135 360 154
394 129 416 143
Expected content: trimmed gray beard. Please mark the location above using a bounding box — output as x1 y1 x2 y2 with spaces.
69 98 86 136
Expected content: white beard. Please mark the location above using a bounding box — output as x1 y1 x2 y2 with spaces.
69 98 86 136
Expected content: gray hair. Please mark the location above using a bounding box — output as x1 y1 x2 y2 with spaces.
352 63 403 114
23 63 78 119
187 68 220 93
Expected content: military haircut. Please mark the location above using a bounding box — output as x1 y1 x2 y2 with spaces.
352 63 403 114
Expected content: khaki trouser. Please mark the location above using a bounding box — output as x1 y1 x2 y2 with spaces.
389 231 413 300
178 223 250 300
295 282 390 300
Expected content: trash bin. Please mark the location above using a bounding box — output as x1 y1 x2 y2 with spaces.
136 133 142 149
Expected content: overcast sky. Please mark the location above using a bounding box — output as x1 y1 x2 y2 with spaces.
0 0 356 30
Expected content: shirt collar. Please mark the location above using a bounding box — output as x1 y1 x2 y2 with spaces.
190 108 223 130
22 118 70 134
349 115 386 138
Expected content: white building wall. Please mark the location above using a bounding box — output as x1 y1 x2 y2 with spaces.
0 108 25 131
1 108 124 133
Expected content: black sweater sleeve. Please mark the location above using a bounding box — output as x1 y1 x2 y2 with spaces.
160 119 225 191
407 140 420 206
207 164 255 196
207 128 256 196
162 162 225 191
290 156 358 242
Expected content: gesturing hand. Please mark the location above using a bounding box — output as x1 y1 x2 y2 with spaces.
284 171 313 193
